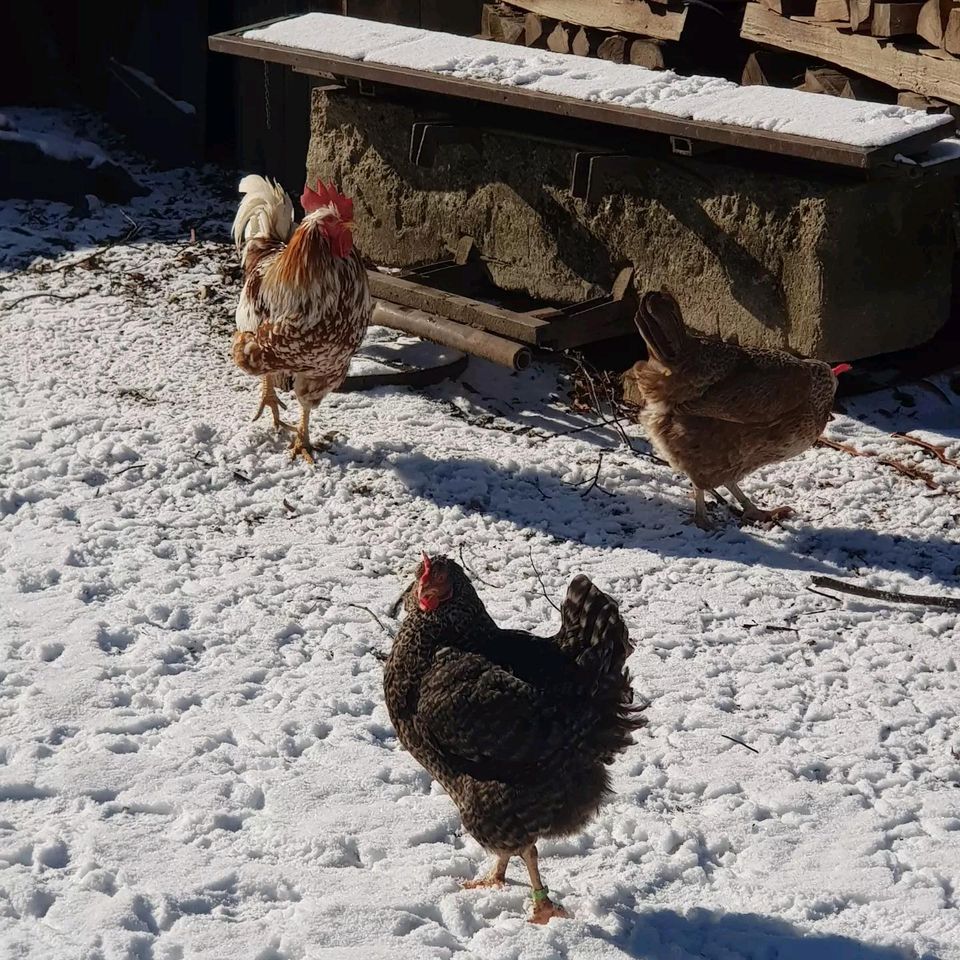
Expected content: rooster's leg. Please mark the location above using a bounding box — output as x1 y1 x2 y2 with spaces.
692 488 713 530
253 377 292 433
726 482 794 524
521 845 569 924
289 403 316 465
462 853 510 889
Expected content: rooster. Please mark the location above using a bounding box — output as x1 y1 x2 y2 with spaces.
625 290 851 528
383 553 645 923
231 175 371 463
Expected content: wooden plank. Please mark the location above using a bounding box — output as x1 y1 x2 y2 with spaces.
501 0 688 41
210 29 953 165
367 271 554 345
741 3 960 104
870 1 923 36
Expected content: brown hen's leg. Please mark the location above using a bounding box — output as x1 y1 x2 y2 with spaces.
692 487 713 531
521 845 569 924
253 377 292 433
462 853 510 889
726 482 794 524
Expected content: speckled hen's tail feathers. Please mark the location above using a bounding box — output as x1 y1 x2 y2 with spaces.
232 175 295 253
558 576 645 754
635 290 690 368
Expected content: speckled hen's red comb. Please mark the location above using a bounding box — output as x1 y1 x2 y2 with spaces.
419 552 432 584
301 180 353 221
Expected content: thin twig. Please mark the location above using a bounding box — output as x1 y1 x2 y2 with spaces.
113 462 146 476
314 595 396 637
32 216 140 275
577 451 613 497
720 734 759 755
817 437 941 491
892 433 960 469
810 576 960 610
529 546 560 613
2 290 89 309
458 545 499 589
806 586 844 604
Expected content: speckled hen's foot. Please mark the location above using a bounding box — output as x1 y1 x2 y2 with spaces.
462 853 510 889
253 378 293 434
529 897 569 924
289 434 316 465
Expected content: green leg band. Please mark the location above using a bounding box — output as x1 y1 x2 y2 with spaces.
531 886 550 903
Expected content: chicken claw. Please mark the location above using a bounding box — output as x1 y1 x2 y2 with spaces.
529 892 570 925
288 435 316 465
462 854 510 889
253 378 293 434
740 504 795 526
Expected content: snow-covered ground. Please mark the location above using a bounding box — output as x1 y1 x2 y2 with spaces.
1 110 959 960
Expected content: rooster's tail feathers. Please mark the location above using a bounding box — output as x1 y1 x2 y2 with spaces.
634 289 690 368
232 175 295 252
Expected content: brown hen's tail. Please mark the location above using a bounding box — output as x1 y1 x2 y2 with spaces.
634 290 690 368
558 577 647 758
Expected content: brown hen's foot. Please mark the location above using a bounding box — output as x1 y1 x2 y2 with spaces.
529 892 569 924
691 488 713 530
288 434 316 465
740 505 795 525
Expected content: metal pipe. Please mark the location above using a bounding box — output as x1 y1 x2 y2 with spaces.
372 299 532 372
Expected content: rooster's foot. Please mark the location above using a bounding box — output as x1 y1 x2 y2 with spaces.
528 897 569 924
740 505 794 525
289 435 316 465
253 395 293 434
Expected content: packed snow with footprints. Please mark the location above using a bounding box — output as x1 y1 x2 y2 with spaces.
1 110 960 959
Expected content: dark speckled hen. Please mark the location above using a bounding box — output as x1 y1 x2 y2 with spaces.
383 553 645 923
624 290 850 529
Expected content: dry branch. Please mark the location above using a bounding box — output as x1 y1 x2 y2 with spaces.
810 576 960 610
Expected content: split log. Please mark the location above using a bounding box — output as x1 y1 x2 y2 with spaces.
481 2 526 43
523 11 553 45
916 0 951 47
870 1 924 36
597 33 630 62
741 4 960 104
761 0 817 16
799 65 894 98
628 38 667 69
546 20 574 51
812 0 850 21
503 0 689 42
848 0 873 31
572 25 603 56
742 48 810 86
946 6 960 53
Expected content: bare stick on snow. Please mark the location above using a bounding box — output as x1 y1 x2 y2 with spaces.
529 547 561 612
810 576 960 610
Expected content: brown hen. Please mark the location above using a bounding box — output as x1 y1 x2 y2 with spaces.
383 554 645 923
625 290 849 528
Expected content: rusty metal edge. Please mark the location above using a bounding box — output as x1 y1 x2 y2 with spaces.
208 29 953 168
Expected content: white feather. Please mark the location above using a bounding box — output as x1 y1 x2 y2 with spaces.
231 175 295 253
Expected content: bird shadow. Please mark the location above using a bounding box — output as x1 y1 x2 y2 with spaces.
385 449 959 586
587 904 930 960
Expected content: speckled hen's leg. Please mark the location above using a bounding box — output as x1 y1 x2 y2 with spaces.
726 481 794 524
462 853 510 889
252 377 292 433
521 845 569 924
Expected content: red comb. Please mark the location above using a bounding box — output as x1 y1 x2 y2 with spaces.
419 552 432 584
832 363 852 375
301 180 353 221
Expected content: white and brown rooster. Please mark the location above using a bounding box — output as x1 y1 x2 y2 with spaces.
231 175 371 462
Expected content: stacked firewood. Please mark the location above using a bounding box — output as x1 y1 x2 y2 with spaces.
740 0 960 108
479 1 684 69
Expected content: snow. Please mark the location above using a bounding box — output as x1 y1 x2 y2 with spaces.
244 12 952 149
895 137 960 167
2 108 960 960
114 63 198 116
0 110 109 168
